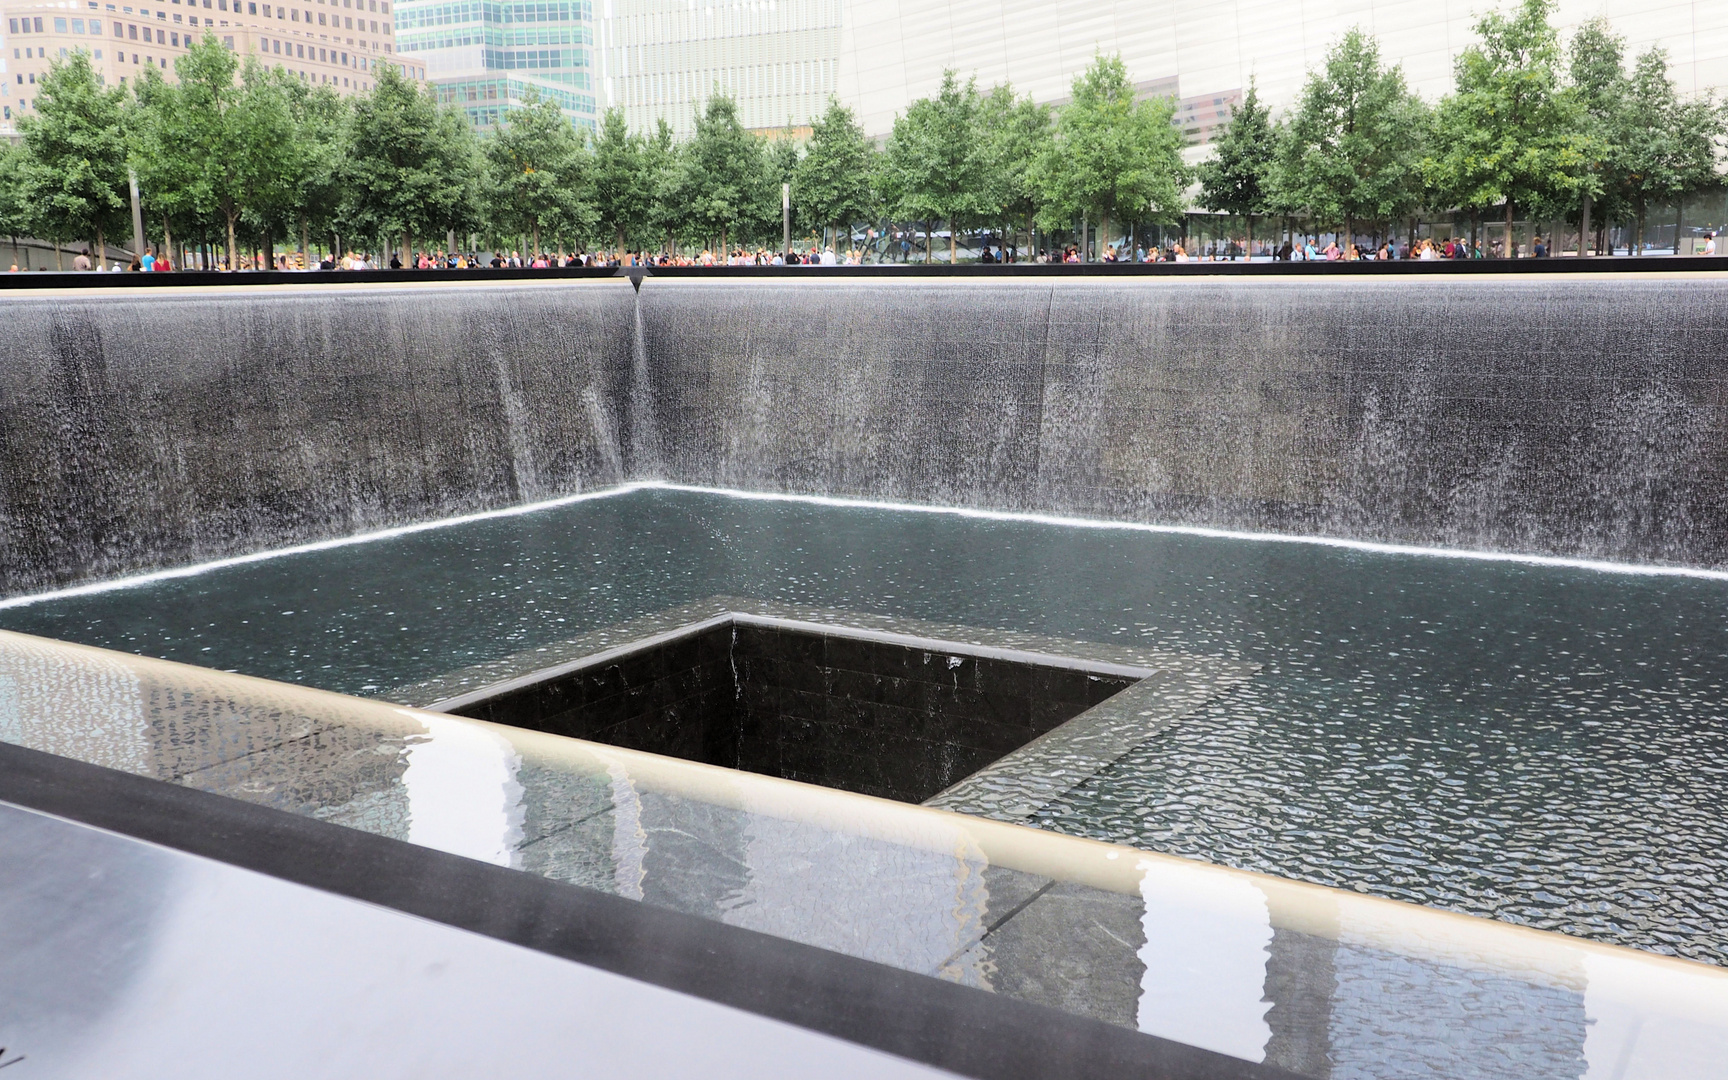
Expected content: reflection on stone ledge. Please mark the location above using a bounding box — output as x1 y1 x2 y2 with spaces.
1 627 1725 1078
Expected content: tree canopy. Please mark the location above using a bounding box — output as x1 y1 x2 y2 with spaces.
18 49 130 262
0 17 1723 269
488 87 592 256
793 97 876 245
883 70 993 262
1275 31 1429 243
1035 54 1188 259
1425 0 1590 252
1198 80 1277 248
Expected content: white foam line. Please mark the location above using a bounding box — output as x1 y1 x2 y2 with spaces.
646 482 1728 582
5 479 1724 610
0 483 656 610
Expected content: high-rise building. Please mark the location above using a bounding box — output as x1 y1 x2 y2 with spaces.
599 0 839 139
592 0 1727 155
397 0 597 131
1 0 418 136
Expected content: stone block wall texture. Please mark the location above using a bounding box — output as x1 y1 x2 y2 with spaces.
4 274 1726 595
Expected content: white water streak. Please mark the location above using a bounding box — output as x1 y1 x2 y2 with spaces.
5 480 1725 612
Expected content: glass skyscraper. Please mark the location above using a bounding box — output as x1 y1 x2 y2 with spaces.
395 0 597 130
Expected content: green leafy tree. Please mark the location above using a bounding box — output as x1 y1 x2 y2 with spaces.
1568 17 1629 253
1274 31 1428 248
130 63 202 262
340 63 479 264
175 37 298 268
883 70 991 262
18 49 130 264
487 88 592 255
286 81 348 263
239 63 319 267
1620 47 1725 253
591 106 651 256
0 140 37 268
672 93 770 255
1036 54 1188 261
1424 0 1589 257
642 117 684 253
1198 80 1278 255
793 97 875 249
977 83 1051 259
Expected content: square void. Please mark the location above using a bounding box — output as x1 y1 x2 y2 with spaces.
444 617 1142 804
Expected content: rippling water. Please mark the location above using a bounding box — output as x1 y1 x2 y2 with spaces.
4 487 1725 964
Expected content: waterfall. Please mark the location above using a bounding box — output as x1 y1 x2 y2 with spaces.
3 274 1726 597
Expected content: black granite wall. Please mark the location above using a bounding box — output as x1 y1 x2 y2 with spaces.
639 277 1728 569
448 622 1136 803
0 282 641 595
453 626 740 767
729 624 1134 802
6 274 1728 596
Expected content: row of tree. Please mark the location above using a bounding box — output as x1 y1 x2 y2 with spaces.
1 0 1723 267
1200 3 1726 254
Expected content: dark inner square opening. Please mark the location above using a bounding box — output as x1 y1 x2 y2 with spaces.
443 618 1142 804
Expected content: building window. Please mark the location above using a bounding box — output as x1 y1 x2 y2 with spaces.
128 24 137 37
72 18 85 31
223 34 232 46
55 17 69 31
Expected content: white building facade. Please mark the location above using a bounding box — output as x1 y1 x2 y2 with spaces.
595 0 1727 145
600 0 838 138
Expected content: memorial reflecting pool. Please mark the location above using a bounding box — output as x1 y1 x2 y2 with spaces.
3 484 1724 965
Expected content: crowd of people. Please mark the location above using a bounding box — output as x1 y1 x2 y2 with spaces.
9 230 1720 272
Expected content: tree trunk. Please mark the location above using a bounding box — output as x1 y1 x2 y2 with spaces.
615 225 624 261
924 221 932 264
96 225 106 267
55 241 63 271
1345 216 1354 257
531 220 541 258
1635 204 1645 256
226 211 239 271
1504 200 1515 258
1676 199 1685 255
1246 216 1254 260
263 231 273 272
300 216 309 269
949 217 958 264
1580 192 1592 257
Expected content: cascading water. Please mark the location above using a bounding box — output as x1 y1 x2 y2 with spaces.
2 273 1726 596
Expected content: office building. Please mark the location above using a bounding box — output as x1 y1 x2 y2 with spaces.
397 0 597 130
1 0 418 135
